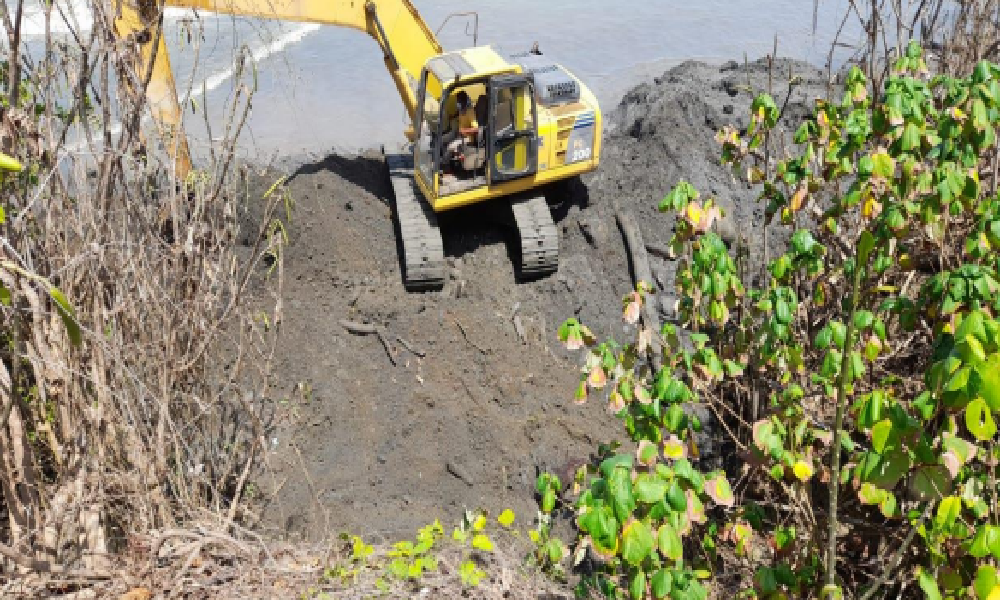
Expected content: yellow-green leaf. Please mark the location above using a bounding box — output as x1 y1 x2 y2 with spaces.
497 509 515 528
49 286 82 346
705 474 735 507
966 397 997 442
792 460 814 482
935 495 962 531
472 514 487 532
0 152 23 172
657 523 683 561
471 534 493 552
871 419 893 453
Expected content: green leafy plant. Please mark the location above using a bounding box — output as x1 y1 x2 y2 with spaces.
552 42 1000 599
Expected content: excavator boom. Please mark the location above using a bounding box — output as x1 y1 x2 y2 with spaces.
114 0 443 177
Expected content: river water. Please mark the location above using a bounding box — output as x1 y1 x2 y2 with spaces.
13 0 867 160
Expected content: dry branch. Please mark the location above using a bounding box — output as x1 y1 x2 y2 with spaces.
339 319 397 365
616 210 663 372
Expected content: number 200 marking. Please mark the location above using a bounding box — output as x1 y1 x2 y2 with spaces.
571 147 592 162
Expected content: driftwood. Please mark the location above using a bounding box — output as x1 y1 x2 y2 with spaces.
339 319 397 365
645 243 674 261
340 319 425 365
395 336 426 358
452 317 488 355
616 211 664 372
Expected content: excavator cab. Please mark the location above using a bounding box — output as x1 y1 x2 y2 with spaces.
414 65 539 200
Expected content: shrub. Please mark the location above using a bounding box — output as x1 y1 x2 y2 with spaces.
551 43 1000 599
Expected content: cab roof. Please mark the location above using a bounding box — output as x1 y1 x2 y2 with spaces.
425 46 518 84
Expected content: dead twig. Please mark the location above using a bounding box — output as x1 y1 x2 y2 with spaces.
0 540 112 579
645 243 674 261
395 335 425 359
452 316 488 355
339 319 398 366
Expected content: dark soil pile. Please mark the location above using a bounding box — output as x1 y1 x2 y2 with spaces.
243 57 833 542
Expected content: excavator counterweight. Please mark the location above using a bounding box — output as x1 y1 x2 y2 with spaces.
114 0 601 288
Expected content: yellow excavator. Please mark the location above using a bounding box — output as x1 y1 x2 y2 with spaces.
114 0 602 289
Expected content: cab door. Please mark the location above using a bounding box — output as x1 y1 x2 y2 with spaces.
489 75 538 183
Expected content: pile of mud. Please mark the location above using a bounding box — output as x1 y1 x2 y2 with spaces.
242 58 832 541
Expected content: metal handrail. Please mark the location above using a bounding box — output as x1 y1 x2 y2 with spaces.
435 11 479 47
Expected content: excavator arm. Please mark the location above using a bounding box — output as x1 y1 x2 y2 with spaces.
113 0 443 178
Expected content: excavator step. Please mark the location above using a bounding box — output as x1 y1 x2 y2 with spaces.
511 194 559 278
386 154 445 291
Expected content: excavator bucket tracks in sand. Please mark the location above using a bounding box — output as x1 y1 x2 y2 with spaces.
386 153 559 289
386 154 446 290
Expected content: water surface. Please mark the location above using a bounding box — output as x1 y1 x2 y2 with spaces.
12 1 866 159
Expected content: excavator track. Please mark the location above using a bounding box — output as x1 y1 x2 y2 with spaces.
386 154 445 290
511 194 559 278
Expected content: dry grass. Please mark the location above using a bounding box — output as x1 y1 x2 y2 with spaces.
0 0 288 593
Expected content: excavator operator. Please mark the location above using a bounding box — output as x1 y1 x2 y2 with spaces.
441 90 478 165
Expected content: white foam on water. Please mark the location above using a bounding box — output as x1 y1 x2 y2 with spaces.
7 0 210 38
64 21 321 153
194 22 320 98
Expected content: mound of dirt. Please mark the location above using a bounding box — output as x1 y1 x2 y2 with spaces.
242 57 832 542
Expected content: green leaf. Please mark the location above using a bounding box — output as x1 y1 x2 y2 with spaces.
971 356 1000 411
859 449 909 488
657 523 683 560
859 231 876 268
609 467 637 523
635 475 668 504
917 567 943 600
579 506 619 554
848 351 866 383
471 534 493 552
878 492 898 518
908 465 953 501
853 310 875 330
621 519 654 566
871 151 895 177
974 565 998 600
544 539 564 563
775 298 792 325
600 454 633 479
751 93 780 129
629 570 646 600
664 404 686 433
651 569 673 599
935 496 962 531
871 419 894 453
49 286 82 346
966 397 997 441
858 482 886 505
542 488 556 513
900 122 922 152
756 568 779 594
815 326 833 349
969 524 1000 558
665 480 687 512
